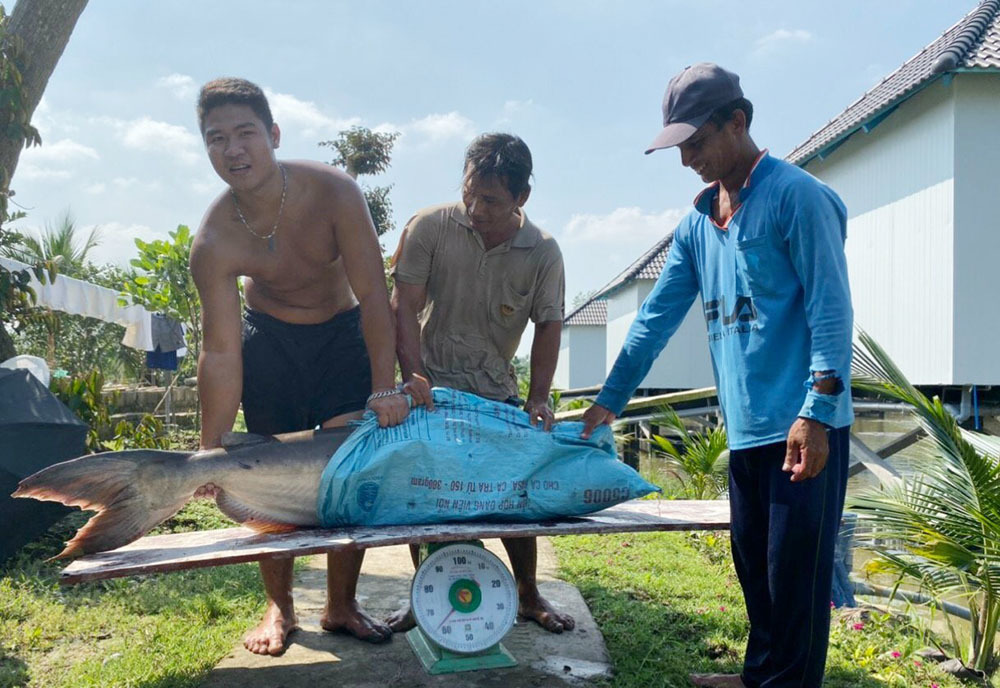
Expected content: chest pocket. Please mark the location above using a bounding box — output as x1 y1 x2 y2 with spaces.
735 235 782 297
490 281 531 330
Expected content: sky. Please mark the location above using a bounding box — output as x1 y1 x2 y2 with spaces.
11 0 973 354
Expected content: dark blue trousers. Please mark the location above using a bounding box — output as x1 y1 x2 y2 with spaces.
729 426 850 688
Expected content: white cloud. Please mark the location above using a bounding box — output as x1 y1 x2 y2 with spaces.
561 206 687 244
405 112 475 144
84 182 106 194
85 222 166 267
21 138 99 164
557 206 689 301
17 165 72 181
264 89 359 138
753 29 813 55
117 117 201 164
497 99 535 124
156 73 198 100
14 132 96 179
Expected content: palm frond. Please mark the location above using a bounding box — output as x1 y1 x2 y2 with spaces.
850 328 1000 669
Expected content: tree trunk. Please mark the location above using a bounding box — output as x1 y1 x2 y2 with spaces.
0 0 89 184
0 324 14 362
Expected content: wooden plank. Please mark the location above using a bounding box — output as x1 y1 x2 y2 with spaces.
59 499 730 585
555 387 718 421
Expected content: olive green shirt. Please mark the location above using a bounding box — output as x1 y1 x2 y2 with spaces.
392 201 565 400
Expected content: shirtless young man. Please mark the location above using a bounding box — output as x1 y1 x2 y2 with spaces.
190 78 410 655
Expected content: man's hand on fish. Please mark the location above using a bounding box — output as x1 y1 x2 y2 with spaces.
402 373 435 411
368 391 411 428
524 397 555 432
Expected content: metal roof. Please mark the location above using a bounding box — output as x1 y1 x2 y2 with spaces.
564 298 607 326
564 232 674 326
787 0 1000 166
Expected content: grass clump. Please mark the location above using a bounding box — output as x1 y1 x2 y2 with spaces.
0 501 263 688
554 531 973 687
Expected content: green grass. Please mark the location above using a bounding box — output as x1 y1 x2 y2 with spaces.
0 505 264 688
553 531 978 688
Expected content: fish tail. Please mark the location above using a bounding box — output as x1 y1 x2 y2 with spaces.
12 450 192 559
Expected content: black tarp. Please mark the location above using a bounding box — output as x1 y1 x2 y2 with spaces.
0 368 87 564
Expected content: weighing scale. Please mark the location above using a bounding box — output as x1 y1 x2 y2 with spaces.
407 541 519 674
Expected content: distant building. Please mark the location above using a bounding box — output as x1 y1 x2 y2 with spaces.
789 0 1000 385
558 0 1000 393
554 234 714 391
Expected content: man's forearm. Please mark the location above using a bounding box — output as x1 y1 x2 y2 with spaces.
528 321 561 402
357 295 399 391
198 350 242 448
394 297 426 381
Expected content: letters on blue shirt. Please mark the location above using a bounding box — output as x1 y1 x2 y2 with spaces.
595 153 853 450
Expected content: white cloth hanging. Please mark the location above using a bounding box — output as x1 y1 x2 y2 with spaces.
1 256 159 351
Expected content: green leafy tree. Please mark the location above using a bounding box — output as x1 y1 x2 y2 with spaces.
4 211 100 275
120 225 201 373
850 329 1000 674
319 125 400 235
650 405 729 499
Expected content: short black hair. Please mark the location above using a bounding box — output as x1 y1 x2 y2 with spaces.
463 133 533 198
708 97 754 131
197 77 274 134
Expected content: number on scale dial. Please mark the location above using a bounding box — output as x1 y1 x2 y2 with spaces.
411 544 518 654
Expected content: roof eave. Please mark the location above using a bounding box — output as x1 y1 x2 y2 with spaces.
791 73 951 168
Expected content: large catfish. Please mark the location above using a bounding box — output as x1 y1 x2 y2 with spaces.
12 427 353 560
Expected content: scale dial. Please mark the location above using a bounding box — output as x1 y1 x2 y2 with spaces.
411 543 518 653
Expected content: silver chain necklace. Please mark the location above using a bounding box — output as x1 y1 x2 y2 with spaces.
231 163 286 251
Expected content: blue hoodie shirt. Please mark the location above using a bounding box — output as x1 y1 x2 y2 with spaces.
595 152 853 450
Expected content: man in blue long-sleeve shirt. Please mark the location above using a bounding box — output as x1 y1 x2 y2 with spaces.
581 63 853 688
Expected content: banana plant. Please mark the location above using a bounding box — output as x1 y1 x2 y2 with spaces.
650 405 728 500
850 329 1000 673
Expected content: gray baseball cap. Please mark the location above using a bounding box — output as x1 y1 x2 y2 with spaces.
645 63 743 154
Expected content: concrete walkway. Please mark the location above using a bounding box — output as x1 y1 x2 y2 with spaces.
199 538 612 687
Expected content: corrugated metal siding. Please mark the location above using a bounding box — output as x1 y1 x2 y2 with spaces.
951 75 1000 383
805 85 956 384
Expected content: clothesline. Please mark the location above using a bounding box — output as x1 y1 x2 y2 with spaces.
0 256 180 353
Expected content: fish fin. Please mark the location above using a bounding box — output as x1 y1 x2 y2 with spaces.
221 432 278 448
14 450 191 558
215 490 302 534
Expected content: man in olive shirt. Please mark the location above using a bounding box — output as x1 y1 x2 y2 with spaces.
390 132 574 633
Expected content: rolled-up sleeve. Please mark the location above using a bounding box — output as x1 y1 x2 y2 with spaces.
391 214 437 285
596 229 700 415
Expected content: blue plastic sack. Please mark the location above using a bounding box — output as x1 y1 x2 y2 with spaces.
317 387 659 527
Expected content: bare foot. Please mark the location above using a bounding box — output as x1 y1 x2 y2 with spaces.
244 603 298 655
518 589 575 633
321 599 392 643
385 604 416 633
689 673 746 687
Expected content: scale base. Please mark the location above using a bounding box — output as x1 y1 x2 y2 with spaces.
407 627 517 674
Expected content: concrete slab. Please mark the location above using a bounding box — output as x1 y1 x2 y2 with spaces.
199 538 612 687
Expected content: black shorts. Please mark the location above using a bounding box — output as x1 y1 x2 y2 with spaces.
241 306 371 435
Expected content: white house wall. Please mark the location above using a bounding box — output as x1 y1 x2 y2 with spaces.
555 325 607 390
952 74 1000 384
605 281 715 390
803 80 956 384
